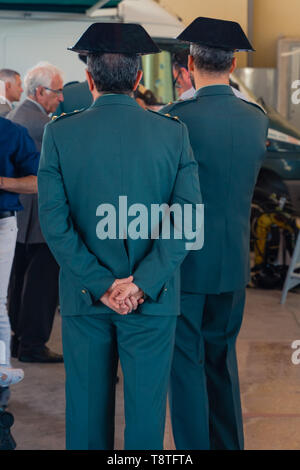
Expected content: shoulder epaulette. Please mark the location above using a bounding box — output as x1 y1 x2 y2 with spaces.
147 108 182 123
166 98 189 105
51 108 85 122
163 97 197 113
240 99 266 114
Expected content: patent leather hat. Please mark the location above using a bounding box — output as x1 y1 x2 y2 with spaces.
177 17 254 52
69 23 161 55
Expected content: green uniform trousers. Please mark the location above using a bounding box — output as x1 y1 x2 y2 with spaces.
169 290 245 450
62 313 177 450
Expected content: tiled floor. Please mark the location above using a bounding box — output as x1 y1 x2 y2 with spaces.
6 287 300 450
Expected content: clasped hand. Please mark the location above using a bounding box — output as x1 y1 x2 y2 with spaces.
100 276 144 315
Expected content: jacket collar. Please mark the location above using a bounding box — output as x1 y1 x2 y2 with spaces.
195 84 234 99
91 93 141 109
0 96 12 108
26 97 49 115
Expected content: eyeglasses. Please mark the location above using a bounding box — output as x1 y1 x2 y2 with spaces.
173 70 181 88
44 86 63 95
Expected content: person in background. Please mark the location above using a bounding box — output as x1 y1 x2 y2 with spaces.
7 62 64 364
172 50 195 100
134 84 160 111
162 17 269 450
0 69 23 117
172 49 247 102
0 117 39 403
0 339 23 387
55 54 92 115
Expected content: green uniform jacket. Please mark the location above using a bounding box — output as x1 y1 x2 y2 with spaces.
55 81 92 115
162 85 269 294
38 94 201 317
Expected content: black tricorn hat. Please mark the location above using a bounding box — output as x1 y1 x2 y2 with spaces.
68 23 161 55
177 17 254 52
78 54 87 64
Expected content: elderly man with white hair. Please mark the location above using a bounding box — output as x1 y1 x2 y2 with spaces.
7 62 64 363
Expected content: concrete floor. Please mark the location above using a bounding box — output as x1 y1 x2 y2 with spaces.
5 287 300 450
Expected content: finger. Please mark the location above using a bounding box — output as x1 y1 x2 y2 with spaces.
118 300 129 313
119 275 133 284
125 298 133 313
112 276 133 289
138 298 144 305
118 309 129 316
115 286 133 301
130 296 138 310
109 287 125 303
113 305 129 315
118 305 129 315
108 292 123 311
111 301 128 315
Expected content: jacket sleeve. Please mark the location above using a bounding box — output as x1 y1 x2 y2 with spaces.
38 123 116 306
133 122 203 302
13 123 40 176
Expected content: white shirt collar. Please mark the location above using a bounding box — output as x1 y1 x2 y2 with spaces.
180 87 196 100
0 95 12 108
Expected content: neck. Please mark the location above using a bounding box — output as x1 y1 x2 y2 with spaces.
92 90 133 101
27 96 47 114
180 84 192 94
194 72 230 90
28 95 38 103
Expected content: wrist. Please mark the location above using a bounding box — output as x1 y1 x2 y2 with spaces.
0 176 4 189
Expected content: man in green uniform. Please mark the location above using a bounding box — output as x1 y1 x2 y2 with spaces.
162 17 269 450
55 55 92 115
38 23 202 450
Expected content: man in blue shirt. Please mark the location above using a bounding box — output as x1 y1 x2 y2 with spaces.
0 116 38 399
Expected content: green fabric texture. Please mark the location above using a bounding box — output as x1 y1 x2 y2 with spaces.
162 85 269 294
62 313 177 449
170 290 246 450
55 81 92 115
38 93 202 317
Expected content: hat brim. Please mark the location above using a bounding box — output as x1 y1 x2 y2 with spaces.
68 47 160 55
176 17 255 52
178 39 255 52
68 23 161 56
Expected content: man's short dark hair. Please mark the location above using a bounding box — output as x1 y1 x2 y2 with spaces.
190 44 234 73
0 69 20 82
134 86 158 106
172 49 189 71
87 53 140 93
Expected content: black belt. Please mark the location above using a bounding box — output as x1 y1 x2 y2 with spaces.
0 211 15 219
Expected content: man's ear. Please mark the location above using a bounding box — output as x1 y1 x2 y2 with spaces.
182 67 190 81
133 70 143 92
35 85 43 99
86 69 95 92
229 57 237 74
188 55 195 74
5 81 11 94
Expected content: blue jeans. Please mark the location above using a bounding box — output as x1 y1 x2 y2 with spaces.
0 216 17 366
